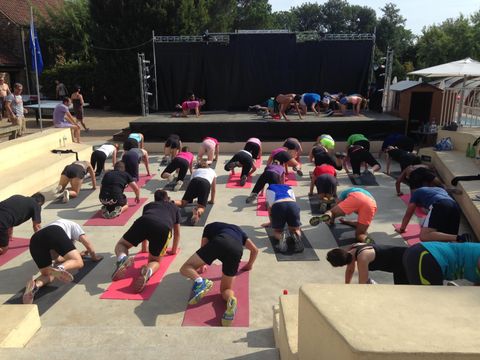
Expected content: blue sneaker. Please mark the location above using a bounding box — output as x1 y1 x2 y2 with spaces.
188 279 213 305
221 296 238 327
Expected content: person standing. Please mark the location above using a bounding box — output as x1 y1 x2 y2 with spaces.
71 85 88 131
53 97 81 143
55 80 68 99
0 76 11 121
4 83 27 136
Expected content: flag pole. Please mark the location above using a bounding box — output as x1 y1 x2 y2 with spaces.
31 6 43 131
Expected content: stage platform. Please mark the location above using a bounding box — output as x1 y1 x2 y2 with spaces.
129 111 406 143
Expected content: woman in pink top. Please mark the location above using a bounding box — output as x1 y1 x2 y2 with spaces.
198 136 219 165
161 146 194 191
181 99 206 117
267 146 303 176
243 137 262 159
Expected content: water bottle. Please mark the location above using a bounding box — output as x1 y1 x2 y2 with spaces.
466 143 472 157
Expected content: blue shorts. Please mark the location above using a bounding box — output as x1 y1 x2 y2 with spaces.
271 201 301 230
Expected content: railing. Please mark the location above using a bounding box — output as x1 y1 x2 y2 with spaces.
440 87 480 127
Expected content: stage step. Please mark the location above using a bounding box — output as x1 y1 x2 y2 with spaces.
298 284 480 359
0 305 40 348
0 326 278 359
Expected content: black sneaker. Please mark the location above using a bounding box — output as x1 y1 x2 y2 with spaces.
292 232 304 253
296 169 303 177
245 193 257 204
457 233 473 243
239 175 247 186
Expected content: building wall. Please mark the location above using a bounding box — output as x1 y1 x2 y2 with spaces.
396 85 443 123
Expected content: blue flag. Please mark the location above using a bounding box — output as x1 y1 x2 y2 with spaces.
30 16 44 74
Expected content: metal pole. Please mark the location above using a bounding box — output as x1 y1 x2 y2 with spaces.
138 53 146 116
31 7 42 130
20 28 31 95
152 30 159 111
368 27 376 86
457 75 466 124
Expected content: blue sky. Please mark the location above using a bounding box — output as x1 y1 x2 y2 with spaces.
270 0 480 35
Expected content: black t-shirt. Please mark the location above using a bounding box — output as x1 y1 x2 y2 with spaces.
100 170 134 198
0 195 41 228
142 201 180 229
122 150 141 180
202 222 248 245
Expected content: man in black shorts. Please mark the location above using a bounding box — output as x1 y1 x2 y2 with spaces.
162 134 182 165
122 139 151 181
99 161 140 218
112 190 180 293
0 193 45 255
55 160 97 203
224 149 258 186
23 218 102 304
180 222 258 326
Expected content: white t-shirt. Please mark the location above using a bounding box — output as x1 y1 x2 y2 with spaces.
46 219 85 242
5 93 24 117
97 144 116 157
192 168 216 184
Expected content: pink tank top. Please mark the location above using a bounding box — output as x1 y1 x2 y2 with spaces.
271 147 286 157
176 151 194 164
203 137 219 145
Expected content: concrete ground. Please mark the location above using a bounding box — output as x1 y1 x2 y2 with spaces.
0 109 474 359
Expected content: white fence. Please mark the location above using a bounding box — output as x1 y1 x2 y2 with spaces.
440 87 480 127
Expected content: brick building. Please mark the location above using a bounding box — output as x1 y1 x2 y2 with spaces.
0 0 62 93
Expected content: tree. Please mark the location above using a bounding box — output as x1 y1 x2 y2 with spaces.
346 5 377 33
289 3 324 32
320 0 350 33
234 0 273 30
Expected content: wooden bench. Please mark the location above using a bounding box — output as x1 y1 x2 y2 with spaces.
0 125 20 140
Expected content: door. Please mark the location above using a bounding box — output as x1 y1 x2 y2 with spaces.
408 91 433 132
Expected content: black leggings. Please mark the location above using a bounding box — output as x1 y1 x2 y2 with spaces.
90 150 107 175
403 243 444 285
224 152 253 178
162 157 189 181
349 148 379 175
252 170 281 195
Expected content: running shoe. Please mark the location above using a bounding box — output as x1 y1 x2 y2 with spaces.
245 193 257 204
132 266 151 293
111 256 134 280
457 233 474 243
111 206 123 218
188 278 213 305
277 232 288 253
446 281 459 286
296 169 304 177
221 296 238 327
367 278 378 285
50 265 74 283
319 202 328 214
309 214 331 226
173 180 183 191
292 232 304 253
22 278 38 304
53 185 63 194
239 175 247 186
62 190 70 203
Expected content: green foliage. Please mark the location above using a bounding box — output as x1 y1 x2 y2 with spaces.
234 0 273 30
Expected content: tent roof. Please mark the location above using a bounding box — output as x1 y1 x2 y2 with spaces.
390 80 420 91
409 58 480 77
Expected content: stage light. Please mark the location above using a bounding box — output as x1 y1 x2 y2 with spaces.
146 92 153 96
144 75 151 80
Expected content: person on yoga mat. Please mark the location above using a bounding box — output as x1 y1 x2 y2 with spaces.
111 190 180 293
403 242 480 285
275 93 302 121
198 136 219 165
180 98 206 117
180 221 258 326
248 98 276 117
122 138 151 181
344 143 381 177
243 137 262 160
127 132 145 149
267 146 303 177
161 146 194 191
245 161 285 204
395 165 443 196
54 160 97 203
173 161 216 225
224 149 258 187
396 187 472 243
99 161 140 219
299 93 321 115
90 143 119 176
309 164 338 213
339 95 366 115
265 184 303 253
380 133 415 158
283 137 303 164
384 146 421 175
161 134 182 165
309 135 344 170
327 244 408 284
23 219 102 304
310 187 377 244
0 193 45 256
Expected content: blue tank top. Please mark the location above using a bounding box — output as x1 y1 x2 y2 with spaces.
128 133 142 144
422 242 480 283
267 184 294 201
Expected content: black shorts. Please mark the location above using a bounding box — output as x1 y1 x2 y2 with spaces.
394 136 415 152
29 225 76 269
196 234 243 277
182 177 211 207
0 226 9 247
230 151 254 167
123 216 171 257
244 142 260 159
270 201 301 230
283 139 301 151
353 139 370 152
100 193 128 212
408 168 436 190
61 164 86 179
273 150 292 164
163 157 189 174
423 199 460 235
165 136 180 149
315 174 337 195
403 243 443 285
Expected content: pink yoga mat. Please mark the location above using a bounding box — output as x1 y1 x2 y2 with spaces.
285 172 297 186
182 262 249 327
125 174 153 191
399 194 427 218
255 158 262 169
393 223 421 246
84 198 147 226
256 194 268 216
226 173 252 189
100 249 178 300
0 237 29 267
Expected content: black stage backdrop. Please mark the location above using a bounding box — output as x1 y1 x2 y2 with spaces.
155 34 372 111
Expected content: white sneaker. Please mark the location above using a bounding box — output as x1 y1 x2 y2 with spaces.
168 173 176 183
53 185 63 194
173 180 183 191
62 190 70 203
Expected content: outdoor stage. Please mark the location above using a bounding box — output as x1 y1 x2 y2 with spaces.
129 111 406 143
